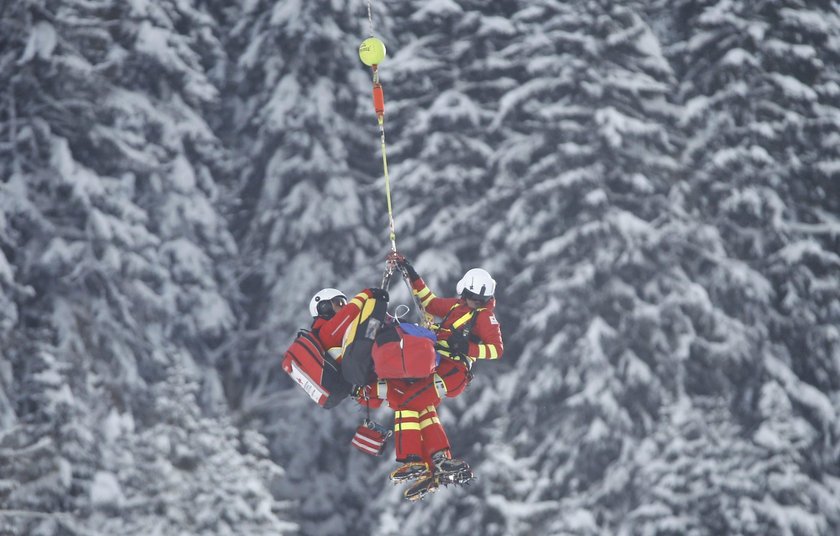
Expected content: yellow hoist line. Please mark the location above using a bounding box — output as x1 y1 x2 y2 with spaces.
359 3 394 254
358 3 431 327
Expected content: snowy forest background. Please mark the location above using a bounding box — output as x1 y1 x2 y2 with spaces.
1 0 839 534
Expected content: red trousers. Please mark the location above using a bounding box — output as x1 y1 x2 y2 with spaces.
390 377 444 461
389 358 471 462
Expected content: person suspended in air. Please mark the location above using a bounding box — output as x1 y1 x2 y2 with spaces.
282 287 387 409
355 345 474 501
394 255 504 392
308 287 386 359
372 253 504 500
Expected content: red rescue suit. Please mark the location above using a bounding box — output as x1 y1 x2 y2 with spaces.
311 289 374 354
413 276 504 398
375 277 504 462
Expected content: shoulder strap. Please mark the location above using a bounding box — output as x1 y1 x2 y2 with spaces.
298 328 342 370
460 308 483 340
433 303 460 331
440 305 484 340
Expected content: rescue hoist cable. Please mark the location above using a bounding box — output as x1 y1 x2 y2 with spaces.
358 4 430 327
372 68 397 255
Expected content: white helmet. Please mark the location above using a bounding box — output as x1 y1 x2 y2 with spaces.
309 288 348 318
456 268 496 299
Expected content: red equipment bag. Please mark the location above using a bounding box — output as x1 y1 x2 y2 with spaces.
351 419 392 457
371 323 439 379
282 330 352 409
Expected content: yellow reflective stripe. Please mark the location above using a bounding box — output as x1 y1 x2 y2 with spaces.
359 299 376 322
342 321 358 354
474 344 499 359
451 312 474 329
350 297 364 308
395 423 421 431
395 410 420 419
415 287 431 299
419 417 440 429
420 294 435 307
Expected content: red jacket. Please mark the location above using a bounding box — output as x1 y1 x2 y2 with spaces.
411 278 503 364
311 289 373 355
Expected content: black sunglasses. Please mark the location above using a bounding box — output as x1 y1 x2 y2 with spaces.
462 290 491 304
316 296 347 316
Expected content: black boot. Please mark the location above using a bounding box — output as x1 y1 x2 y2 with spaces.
390 459 430 483
403 474 439 501
431 450 474 485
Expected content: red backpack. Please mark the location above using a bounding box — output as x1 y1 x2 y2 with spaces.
282 330 352 409
371 323 439 379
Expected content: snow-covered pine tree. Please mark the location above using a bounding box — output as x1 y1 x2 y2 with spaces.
89 361 296 535
641 0 840 533
1 0 292 533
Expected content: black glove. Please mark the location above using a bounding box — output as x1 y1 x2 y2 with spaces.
370 287 389 302
445 332 469 355
400 259 420 282
386 251 421 282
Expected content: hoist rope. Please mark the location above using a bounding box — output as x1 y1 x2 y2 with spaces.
363 2 429 327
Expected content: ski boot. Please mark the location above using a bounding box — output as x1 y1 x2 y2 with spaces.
389 457 430 484
403 473 440 502
430 450 474 487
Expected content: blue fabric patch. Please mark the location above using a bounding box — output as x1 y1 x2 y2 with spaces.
399 322 437 342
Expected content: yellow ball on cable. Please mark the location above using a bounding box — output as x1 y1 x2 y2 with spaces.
359 37 386 66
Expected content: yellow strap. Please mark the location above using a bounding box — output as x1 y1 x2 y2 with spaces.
451 311 474 329
359 298 376 322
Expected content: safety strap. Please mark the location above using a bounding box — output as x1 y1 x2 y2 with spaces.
299 328 341 372
437 304 483 338
400 360 472 407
